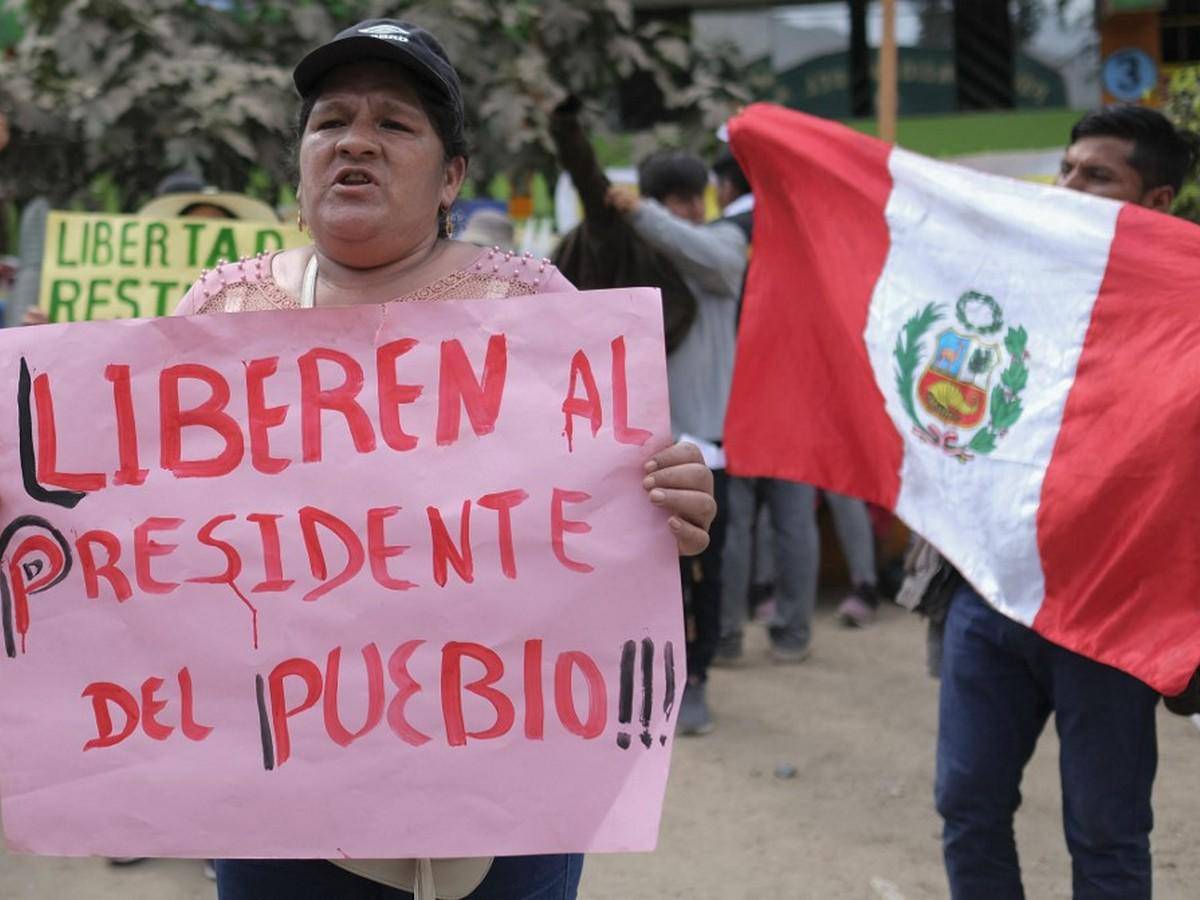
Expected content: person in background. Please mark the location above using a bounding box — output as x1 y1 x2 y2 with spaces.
826 495 881 626
457 207 515 251
176 19 715 899
712 147 752 243
138 171 281 222
549 96 698 356
608 151 745 736
714 147 883 666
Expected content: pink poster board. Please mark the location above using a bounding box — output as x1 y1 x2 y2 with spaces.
0 288 684 858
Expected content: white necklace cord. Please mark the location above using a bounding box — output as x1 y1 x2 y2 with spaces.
301 253 318 309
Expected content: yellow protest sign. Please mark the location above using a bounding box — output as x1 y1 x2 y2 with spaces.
39 211 307 321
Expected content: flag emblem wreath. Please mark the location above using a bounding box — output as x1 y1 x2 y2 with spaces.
894 292 1029 463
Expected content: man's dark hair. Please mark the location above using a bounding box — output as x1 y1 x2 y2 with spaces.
637 150 709 202
712 147 750 197
1070 105 1200 194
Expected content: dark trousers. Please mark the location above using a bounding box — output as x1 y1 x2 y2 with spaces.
215 854 584 900
935 586 1158 900
683 468 727 684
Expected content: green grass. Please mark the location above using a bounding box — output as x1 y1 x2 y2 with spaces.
585 107 1083 170
845 108 1084 157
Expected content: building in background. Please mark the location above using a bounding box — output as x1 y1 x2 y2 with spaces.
632 2 1102 177
680 1 1096 116
1098 1 1200 105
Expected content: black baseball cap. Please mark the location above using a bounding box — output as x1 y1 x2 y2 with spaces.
292 19 464 124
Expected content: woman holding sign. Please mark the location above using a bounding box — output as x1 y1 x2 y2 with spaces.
176 18 714 900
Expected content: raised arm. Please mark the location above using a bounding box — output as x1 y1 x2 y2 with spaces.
609 189 746 297
549 97 615 225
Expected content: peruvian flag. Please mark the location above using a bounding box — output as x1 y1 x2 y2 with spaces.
724 103 1200 695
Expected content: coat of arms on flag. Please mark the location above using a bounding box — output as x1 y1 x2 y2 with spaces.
895 292 1028 462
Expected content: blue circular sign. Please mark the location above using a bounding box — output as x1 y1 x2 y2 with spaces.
1103 48 1158 102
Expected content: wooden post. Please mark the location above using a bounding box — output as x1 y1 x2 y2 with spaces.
878 0 899 143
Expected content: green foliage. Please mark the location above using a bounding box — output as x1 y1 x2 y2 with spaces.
402 0 751 184
0 0 295 209
1000 359 1027 394
1004 324 1027 358
0 0 22 50
966 427 996 453
0 0 751 212
1001 325 1029 395
1164 67 1200 226
969 325 1028 453
847 108 1084 158
989 385 1022 431
894 303 943 429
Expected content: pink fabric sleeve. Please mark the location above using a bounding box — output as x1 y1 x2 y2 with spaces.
534 263 577 294
174 280 203 316
173 253 278 315
481 248 577 295
173 265 233 316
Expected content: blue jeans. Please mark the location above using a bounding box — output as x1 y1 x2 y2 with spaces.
215 855 583 900
935 586 1158 900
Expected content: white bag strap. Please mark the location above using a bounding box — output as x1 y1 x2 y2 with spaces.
413 857 437 900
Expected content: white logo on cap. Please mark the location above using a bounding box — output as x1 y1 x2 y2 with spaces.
359 24 410 42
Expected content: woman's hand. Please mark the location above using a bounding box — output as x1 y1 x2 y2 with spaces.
22 308 48 326
643 442 716 557
606 184 641 216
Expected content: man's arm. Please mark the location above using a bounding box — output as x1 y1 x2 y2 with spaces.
548 97 615 224
610 190 746 297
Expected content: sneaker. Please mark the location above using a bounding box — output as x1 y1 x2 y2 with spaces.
677 682 714 736
753 598 777 624
837 583 880 628
203 860 217 881
748 581 775 614
769 643 811 664
711 633 745 667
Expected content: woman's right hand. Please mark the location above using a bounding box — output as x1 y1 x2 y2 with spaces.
22 308 48 326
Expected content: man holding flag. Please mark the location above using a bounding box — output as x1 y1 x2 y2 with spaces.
724 102 1199 899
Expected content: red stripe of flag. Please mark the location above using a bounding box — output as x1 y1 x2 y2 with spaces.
726 106 900 507
1036 203 1200 694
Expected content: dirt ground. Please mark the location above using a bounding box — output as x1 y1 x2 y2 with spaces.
3 597 1199 900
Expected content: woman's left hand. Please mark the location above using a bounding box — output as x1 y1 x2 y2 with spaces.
643 442 716 557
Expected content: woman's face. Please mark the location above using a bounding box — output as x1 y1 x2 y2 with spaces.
298 61 465 266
